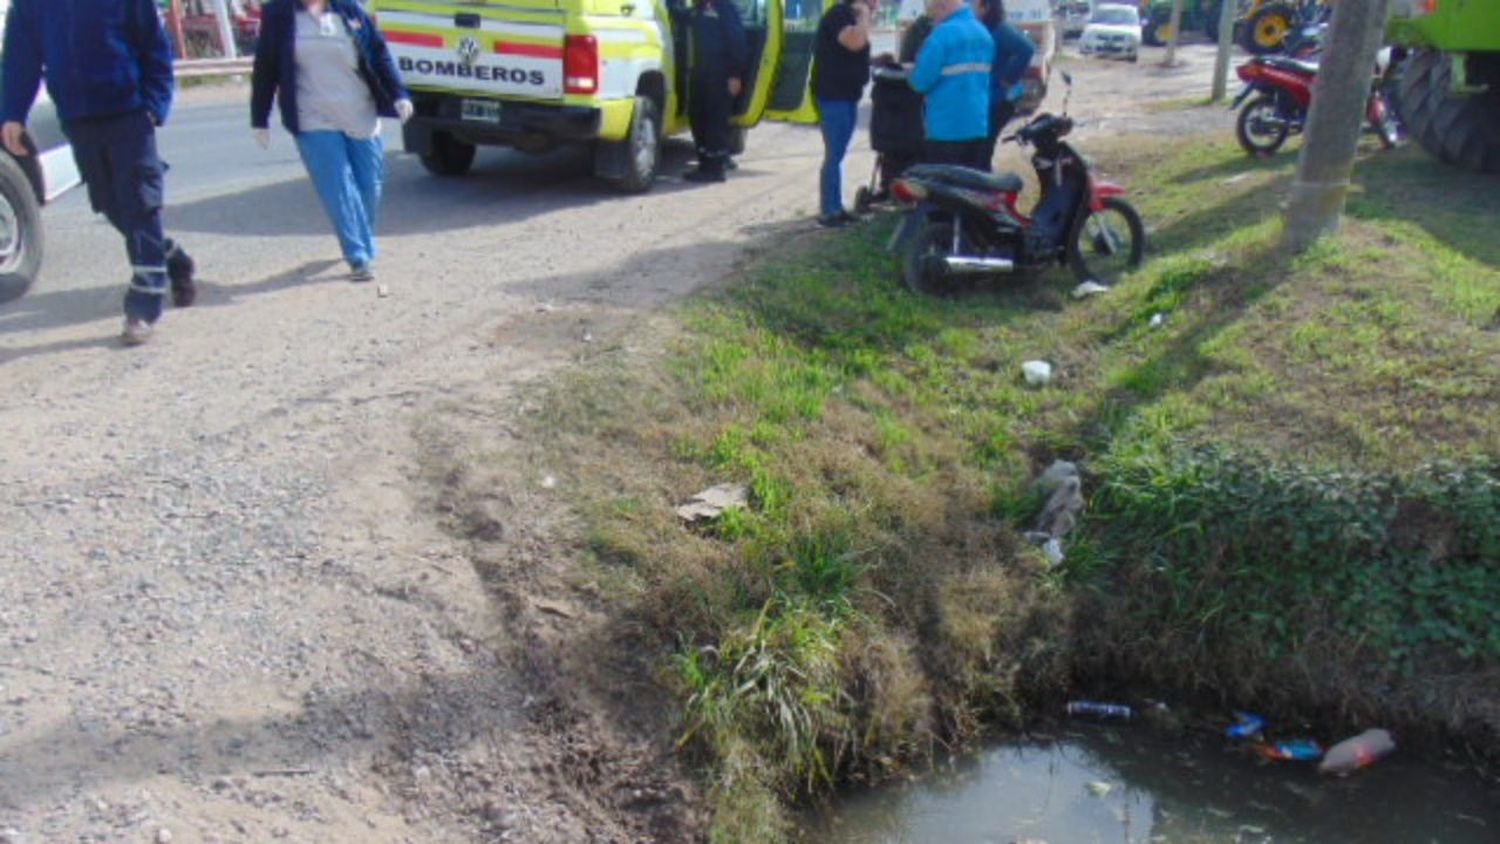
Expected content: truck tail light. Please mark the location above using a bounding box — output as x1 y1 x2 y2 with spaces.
564 35 598 95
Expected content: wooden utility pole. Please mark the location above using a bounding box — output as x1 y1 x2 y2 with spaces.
1162 0 1187 67
1211 0 1239 102
1282 0 1392 252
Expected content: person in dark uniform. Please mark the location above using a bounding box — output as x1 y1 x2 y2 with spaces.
1 0 197 346
685 0 749 183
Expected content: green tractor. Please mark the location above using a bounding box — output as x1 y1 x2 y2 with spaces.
1389 0 1500 173
1142 0 1231 47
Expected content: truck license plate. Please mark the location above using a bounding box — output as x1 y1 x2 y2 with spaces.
461 99 501 124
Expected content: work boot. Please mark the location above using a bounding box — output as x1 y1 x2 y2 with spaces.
165 239 196 308
121 316 154 346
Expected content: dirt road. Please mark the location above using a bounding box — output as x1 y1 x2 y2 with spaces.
0 45 1227 842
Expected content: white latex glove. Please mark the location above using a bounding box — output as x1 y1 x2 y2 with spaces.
395 99 414 124
252 128 270 149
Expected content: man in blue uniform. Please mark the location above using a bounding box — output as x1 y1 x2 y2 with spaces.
685 0 749 183
2 0 197 345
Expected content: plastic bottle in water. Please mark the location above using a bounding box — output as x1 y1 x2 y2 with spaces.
1066 701 1134 721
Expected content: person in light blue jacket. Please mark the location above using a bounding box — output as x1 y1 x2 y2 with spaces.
909 0 994 169
1 0 198 345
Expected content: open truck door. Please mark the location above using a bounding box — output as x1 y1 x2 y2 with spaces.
732 0 836 128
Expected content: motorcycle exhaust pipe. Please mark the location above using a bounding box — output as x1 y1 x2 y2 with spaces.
944 256 1015 274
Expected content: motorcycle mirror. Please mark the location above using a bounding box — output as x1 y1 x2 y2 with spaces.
1061 70 1073 87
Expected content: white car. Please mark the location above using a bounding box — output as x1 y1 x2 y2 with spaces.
1079 3 1142 62
1059 1 1093 39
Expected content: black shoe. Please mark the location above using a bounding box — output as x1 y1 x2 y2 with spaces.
724 158 740 171
817 213 851 229
165 239 196 308
684 167 726 183
837 209 862 223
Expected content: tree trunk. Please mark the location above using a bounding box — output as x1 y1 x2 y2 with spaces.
1211 0 1240 102
1282 0 1392 253
1163 0 1187 67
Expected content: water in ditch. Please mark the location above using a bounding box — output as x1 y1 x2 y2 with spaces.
801 724 1498 843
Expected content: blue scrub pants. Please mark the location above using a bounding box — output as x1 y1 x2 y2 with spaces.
817 98 858 218
64 110 169 323
294 131 383 269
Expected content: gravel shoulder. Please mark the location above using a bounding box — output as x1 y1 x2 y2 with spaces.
0 43 1229 843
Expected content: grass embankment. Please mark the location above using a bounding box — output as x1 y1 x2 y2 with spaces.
480 138 1500 840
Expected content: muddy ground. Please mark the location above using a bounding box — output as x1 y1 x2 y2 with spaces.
0 41 1230 843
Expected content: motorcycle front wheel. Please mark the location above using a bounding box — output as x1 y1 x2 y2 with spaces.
1067 197 1145 285
903 219 956 297
1236 96 1291 158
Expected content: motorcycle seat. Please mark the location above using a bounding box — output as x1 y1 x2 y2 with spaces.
1261 55 1319 75
905 164 1024 194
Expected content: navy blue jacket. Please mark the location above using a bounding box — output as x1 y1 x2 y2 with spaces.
251 0 408 134
1 0 175 125
690 0 749 82
989 22 1035 98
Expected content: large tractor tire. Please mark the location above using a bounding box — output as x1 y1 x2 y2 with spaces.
1395 49 1500 174
1143 8 1172 47
1241 3 1295 55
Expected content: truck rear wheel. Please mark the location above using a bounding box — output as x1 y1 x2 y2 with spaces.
421 132 476 177
0 153 44 303
1395 49 1500 174
602 96 661 194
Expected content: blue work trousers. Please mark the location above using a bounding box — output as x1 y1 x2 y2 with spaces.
817 98 858 218
294 131 384 268
64 110 168 322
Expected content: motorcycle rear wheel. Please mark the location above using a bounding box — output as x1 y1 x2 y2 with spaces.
1067 197 1145 285
1236 96 1291 157
903 219 957 297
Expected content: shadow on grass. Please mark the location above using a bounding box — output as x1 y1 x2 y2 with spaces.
1063 236 1289 451
1347 147 1500 271
718 218 1059 359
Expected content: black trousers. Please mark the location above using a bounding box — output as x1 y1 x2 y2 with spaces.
980 100 1018 173
924 138 990 170
689 73 732 173
64 110 169 322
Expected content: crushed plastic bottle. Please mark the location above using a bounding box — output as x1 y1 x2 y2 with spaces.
1066 701 1134 721
1021 360 1053 386
1225 711 1266 739
1252 739 1325 761
1319 728 1395 775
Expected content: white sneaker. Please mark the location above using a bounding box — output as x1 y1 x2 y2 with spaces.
121 317 154 346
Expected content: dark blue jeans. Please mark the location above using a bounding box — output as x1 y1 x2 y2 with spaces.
64 110 168 322
817 98 858 218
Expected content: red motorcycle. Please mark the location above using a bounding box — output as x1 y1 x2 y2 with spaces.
1231 52 1401 158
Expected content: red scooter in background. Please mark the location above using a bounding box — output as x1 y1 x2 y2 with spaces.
1231 50 1401 158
